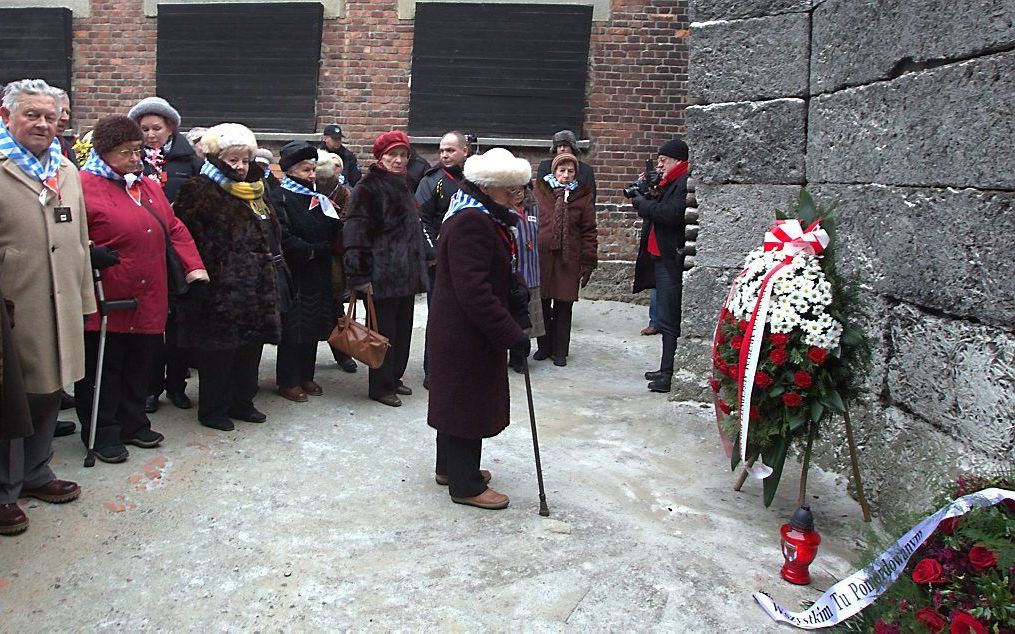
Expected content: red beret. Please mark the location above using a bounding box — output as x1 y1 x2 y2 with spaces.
372 130 410 160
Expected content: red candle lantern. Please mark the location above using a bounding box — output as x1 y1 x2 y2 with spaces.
780 505 821 585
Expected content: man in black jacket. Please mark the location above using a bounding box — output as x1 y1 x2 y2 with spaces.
416 131 470 387
321 124 362 187
631 139 690 393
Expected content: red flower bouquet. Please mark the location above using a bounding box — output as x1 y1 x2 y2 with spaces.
844 473 1014 633
711 192 869 506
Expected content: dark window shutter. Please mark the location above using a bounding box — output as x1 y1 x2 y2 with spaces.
409 3 592 138
0 8 73 92
156 3 322 132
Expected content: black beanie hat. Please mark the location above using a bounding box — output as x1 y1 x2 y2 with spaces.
279 141 318 172
658 138 689 161
92 115 144 156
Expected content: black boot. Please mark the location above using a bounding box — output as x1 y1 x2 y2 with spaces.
644 370 667 381
648 374 672 393
648 334 678 393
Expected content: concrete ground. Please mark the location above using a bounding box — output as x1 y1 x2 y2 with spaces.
1 299 871 631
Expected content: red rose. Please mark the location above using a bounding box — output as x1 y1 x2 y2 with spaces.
782 392 803 407
716 331 728 345
874 620 901 634
754 372 773 388
769 333 790 348
967 545 997 572
915 607 947 634
708 377 721 393
949 611 987 634
738 320 749 333
793 371 814 389
718 400 732 415
769 348 789 365
728 365 741 380
911 558 946 585
730 335 743 350
937 517 959 535
807 347 827 364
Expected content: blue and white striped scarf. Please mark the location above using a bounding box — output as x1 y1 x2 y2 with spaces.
443 189 519 264
0 120 62 184
280 176 339 220
82 149 144 200
543 173 578 190
200 159 234 186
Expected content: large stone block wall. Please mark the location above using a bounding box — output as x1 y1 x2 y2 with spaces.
683 0 1015 513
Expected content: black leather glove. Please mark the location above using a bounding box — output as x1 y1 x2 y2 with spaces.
89 244 121 270
185 281 209 303
507 275 531 331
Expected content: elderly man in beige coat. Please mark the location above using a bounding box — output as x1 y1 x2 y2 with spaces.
0 79 96 536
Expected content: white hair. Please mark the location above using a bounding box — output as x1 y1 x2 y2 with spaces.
2 79 62 113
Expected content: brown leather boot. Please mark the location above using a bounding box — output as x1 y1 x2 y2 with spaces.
451 488 510 510
0 503 29 535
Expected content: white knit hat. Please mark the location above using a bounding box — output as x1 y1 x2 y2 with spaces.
128 96 182 128
463 147 531 188
200 123 258 156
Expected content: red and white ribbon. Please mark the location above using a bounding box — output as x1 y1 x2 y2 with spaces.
763 219 830 257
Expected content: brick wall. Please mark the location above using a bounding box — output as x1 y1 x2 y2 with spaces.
66 0 688 280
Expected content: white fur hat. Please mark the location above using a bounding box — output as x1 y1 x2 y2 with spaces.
315 150 344 178
200 123 258 157
464 147 531 188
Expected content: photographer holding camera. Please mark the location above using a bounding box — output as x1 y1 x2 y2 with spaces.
630 139 690 393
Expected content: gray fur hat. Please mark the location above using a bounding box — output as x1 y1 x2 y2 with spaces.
550 129 579 153
128 96 181 128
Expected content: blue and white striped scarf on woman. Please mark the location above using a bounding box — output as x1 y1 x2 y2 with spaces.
543 173 578 191
81 149 144 199
200 159 236 187
0 120 63 183
280 176 339 220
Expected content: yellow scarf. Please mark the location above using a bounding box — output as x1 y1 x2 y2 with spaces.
223 180 270 219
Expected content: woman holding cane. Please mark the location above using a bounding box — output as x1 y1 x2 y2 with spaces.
427 148 530 510
77 115 206 463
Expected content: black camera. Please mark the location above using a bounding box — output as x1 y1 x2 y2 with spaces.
623 159 660 198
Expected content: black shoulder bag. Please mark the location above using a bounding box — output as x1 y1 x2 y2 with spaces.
138 199 190 296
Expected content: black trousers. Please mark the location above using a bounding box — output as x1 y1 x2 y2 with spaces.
276 341 318 388
75 332 160 449
423 265 436 377
369 295 414 399
193 344 263 421
654 258 683 374
435 432 486 498
148 311 189 396
0 391 62 504
536 298 573 359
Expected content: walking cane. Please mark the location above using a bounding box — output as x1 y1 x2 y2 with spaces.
521 356 550 516
83 267 137 468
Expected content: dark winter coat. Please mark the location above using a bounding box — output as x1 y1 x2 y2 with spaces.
633 174 688 294
173 169 282 350
143 132 203 204
343 164 428 300
406 149 430 194
427 183 525 440
80 172 204 335
536 158 597 198
534 179 598 301
270 182 341 344
415 163 463 261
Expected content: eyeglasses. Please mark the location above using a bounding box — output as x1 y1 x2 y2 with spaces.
117 147 143 157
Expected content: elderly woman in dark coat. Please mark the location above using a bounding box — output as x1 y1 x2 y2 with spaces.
128 96 204 414
427 148 530 511
533 152 598 367
269 142 342 402
174 123 283 431
343 131 428 407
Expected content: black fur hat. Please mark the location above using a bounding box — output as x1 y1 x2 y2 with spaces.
279 141 319 172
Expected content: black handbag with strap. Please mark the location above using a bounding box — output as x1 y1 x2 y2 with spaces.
138 198 190 296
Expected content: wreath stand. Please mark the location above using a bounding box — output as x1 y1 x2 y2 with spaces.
733 407 873 522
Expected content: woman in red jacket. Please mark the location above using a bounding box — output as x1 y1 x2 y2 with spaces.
76 115 206 463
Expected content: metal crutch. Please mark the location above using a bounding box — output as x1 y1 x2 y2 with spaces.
83 267 137 468
521 356 550 516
